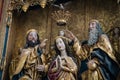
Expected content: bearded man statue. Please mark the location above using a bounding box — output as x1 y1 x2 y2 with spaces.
11 29 49 80
65 20 120 80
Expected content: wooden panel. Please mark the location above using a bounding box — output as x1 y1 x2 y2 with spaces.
0 0 4 22
2 24 15 80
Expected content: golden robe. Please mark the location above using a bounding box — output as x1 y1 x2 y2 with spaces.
11 45 48 80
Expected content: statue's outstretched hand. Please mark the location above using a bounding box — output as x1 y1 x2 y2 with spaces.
64 30 76 41
40 39 48 49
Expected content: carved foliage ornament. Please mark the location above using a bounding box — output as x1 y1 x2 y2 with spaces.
9 0 55 12
6 0 55 26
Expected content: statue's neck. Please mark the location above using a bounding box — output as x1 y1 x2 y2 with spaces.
60 50 67 57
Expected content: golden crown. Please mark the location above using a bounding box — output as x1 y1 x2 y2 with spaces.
51 10 72 26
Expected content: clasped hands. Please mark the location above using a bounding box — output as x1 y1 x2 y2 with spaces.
56 55 69 70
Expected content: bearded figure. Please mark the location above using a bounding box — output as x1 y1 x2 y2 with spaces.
65 20 120 80
10 29 49 80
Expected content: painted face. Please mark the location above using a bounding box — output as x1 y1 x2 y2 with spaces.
59 30 65 36
56 38 66 51
28 31 38 43
88 21 99 46
89 21 97 31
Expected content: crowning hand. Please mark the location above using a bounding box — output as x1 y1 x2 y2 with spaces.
39 39 48 49
64 30 76 41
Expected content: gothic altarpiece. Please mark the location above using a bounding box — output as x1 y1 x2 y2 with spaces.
0 0 120 80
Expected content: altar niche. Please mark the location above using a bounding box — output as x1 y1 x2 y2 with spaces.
1 0 120 80
2 5 51 80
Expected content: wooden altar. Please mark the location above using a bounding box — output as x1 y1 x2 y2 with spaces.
0 0 120 80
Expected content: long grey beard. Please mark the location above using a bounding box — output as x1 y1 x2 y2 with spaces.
88 29 99 46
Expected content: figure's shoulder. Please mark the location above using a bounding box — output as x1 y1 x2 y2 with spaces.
99 34 110 42
100 34 108 39
20 48 31 57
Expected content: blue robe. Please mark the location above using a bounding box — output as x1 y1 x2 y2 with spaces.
79 48 120 80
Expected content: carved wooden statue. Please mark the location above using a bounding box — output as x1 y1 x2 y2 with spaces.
48 36 78 80
65 20 120 80
9 29 49 80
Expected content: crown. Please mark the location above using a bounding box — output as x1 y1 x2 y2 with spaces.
51 10 72 26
